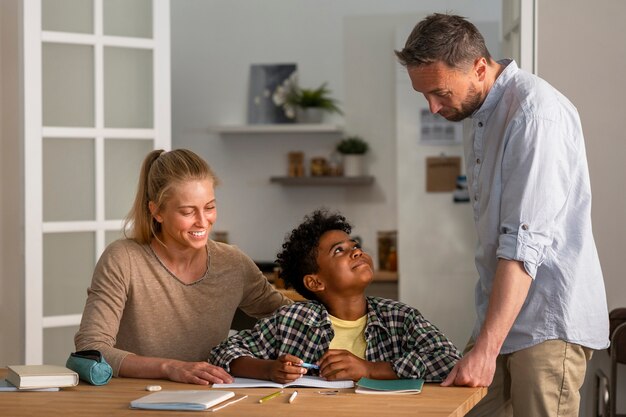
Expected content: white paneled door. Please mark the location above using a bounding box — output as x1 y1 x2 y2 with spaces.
23 0 171 364
502 0 536 72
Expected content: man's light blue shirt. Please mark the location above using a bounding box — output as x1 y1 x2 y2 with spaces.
466 60 609 353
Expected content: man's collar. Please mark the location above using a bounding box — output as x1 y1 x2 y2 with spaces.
472 59 517 118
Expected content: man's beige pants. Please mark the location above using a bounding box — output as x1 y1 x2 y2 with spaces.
465 339 592 417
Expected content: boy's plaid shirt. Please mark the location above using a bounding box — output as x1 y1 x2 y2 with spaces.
210 296 461 381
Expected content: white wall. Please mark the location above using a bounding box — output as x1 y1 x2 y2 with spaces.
170 0 499 367
536 2 626 416
171 3 622 415
170 0 501 267
171 0 500 352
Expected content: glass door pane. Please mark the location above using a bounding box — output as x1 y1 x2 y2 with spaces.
106 230 125 246
42 0 93 33
43 138 95 222
42 43 95 127
104 0 153 38
44 326 80 366
43 232 95 316
104 47 153 128
104 138 154 219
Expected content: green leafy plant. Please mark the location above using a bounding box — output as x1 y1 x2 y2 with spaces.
336 136 369 154
288 83 343 114
273 76 343 119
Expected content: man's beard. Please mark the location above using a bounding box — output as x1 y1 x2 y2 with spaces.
441 85 482 122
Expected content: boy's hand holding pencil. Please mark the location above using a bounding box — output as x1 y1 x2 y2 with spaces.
267 354 310 384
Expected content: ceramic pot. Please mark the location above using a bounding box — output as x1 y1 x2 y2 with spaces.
296 107 324 123
342 154 365 177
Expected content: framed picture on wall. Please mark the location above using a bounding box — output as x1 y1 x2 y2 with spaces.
419 109 463 145
247 63 297 124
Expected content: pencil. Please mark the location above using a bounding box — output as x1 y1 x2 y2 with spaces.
258 390 283 403
210 395 248 412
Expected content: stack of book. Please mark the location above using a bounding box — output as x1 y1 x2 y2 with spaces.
1 365 79 392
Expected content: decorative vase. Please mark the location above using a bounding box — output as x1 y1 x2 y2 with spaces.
342 154 365 177
296 107 324 123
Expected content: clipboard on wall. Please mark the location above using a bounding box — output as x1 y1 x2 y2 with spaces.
425 156 461 192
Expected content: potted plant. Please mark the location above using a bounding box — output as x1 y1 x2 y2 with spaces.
336 136 369 177
293 83 343 121
276 81 342 123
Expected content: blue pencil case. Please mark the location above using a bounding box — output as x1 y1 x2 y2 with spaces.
66 350 113 386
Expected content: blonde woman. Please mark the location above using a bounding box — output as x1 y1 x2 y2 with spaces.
75 149 290 384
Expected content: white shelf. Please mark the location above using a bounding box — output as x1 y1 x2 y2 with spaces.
270 176 374 186
212 124 343 134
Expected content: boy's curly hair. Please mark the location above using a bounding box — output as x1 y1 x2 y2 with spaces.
276 209 352 301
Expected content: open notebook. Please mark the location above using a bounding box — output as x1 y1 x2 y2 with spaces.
213 376 354 389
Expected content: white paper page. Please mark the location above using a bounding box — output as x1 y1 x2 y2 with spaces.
213 376 353 389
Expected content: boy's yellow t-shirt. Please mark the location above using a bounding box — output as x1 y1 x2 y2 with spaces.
328 314 367 359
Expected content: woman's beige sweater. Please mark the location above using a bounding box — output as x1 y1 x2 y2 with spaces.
75 239 290 376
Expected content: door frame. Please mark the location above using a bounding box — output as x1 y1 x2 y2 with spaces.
23 0 171 363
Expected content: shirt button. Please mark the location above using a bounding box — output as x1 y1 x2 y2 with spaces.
478 122 483 127
476 158 481 164
521 224 529 230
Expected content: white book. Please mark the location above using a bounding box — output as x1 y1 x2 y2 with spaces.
6 365 78 389
130 390 235 411
0 379 60 392
213 375 354 389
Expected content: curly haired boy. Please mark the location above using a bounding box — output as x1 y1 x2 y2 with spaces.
210 209 460 382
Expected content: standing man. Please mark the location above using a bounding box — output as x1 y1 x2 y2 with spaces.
395 13 609 417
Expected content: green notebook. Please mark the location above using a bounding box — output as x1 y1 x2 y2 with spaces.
355 378 424 395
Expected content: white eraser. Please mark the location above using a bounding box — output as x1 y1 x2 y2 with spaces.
145 385 162 392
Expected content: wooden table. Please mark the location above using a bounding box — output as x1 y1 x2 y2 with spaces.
0 370 486 417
